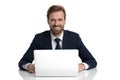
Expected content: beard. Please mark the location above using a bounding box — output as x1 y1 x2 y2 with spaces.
50 25 64 36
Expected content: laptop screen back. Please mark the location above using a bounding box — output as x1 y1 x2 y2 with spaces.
34 49 80 76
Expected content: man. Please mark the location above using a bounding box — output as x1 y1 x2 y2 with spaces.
18 5 97 73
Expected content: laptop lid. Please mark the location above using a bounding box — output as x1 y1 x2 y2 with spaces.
34 49 80 76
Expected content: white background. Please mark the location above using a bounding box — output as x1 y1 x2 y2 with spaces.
0 0 120 80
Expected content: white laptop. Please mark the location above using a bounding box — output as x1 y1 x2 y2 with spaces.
34 49 80 77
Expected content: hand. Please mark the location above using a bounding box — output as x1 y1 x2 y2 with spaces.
27 64 35 74
78 63 85 72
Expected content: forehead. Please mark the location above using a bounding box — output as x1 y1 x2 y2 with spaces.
49 11 64 19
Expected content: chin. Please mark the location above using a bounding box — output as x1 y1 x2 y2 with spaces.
53 31 62 36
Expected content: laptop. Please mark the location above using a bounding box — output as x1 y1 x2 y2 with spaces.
34 49 80 77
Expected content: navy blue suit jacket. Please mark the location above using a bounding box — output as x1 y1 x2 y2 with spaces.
19 30 97 70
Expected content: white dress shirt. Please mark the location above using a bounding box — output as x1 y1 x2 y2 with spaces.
50 31 63 49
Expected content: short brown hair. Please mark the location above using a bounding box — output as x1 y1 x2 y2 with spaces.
47 5 66 19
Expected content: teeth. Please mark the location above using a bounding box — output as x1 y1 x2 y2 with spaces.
54 27 60 30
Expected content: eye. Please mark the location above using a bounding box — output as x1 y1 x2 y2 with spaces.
51 19 55 21
58 19 63 21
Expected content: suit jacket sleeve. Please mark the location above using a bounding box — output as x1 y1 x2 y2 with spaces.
77 34 97 69
18 35 38 70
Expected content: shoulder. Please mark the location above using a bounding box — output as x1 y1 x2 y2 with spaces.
64 30 80 37
35 30 50 36
35 30 50 37
64 30 82 43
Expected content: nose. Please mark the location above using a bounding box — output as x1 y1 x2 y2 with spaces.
55 20 59 26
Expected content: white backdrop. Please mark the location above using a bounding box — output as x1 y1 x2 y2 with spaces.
0 0 120 80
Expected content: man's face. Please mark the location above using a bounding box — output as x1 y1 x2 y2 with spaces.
48 11 66 36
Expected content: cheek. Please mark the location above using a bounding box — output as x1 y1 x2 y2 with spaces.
64 20 66 24
48 21 55 25
61 22 65 26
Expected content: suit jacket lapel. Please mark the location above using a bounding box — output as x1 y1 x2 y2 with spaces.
62 30 68 49
43 31 52 49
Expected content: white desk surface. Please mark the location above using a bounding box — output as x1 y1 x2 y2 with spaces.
1 65 119 80
18 68 97 80
17 66 120 80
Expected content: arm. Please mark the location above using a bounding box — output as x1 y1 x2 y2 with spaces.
77 35 97 69
18 35 37 71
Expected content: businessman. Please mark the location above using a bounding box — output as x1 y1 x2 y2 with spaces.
18 5 97 73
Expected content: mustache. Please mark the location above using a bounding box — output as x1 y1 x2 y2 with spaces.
53 25 61 27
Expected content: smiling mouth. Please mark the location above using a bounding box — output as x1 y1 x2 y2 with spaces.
53 26 61 31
